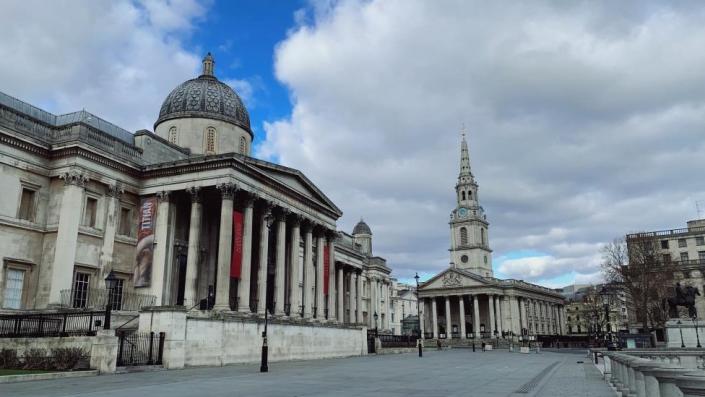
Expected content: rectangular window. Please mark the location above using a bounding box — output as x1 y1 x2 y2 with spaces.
662 254 671 263
661 240 669 249
83 197 97 228
72 272 90 308
109 278 124 310
3 269 25 309
118 207 132 236
681 252 690 261
679 239 687 248
697 237 705 246
18 188 36 221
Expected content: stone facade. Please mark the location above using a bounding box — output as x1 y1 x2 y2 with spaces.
418 134 566 340
0 54 393 336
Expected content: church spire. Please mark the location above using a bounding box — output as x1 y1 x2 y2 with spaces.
458 125 474 181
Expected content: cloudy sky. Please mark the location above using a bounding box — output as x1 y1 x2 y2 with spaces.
2 0 705 287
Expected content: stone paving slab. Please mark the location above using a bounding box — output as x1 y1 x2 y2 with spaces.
0 349 615 397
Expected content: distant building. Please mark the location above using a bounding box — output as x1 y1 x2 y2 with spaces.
562 283 630 336
390 281 418 335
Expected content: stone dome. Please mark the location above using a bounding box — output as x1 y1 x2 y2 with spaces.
353 218 372 235
154 53 252 136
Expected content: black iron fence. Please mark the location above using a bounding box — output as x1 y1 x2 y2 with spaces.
116 330 165 366
60 288 156 311
378 334 418 348
0 311 106 338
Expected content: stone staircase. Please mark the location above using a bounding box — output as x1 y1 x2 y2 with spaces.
423 338 515 349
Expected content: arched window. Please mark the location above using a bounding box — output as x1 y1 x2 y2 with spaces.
461 191 466 201
205 127 216 154
168 126 178 144
468 190 472 199
481 228 486 245
460 227 468 245
239 136 247 154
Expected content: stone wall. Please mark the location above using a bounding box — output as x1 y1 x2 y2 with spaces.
138 307 368 369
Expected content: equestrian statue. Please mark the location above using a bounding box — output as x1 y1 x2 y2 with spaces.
665 282 700 318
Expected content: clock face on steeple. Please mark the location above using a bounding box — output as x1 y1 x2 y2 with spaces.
458 207 468 218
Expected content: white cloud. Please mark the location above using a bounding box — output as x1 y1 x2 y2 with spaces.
261 0 705 285
0 0 208 131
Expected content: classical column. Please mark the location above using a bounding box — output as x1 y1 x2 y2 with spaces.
99 183 122 276
183 187 202 307
508 296 520 335
302 224 314 319
337 266 344 323
488 294 496 335
149 190 171 305
257 204 272 315
315 232 325 319
237 196 255 313
445 296 452 338
214 183 236 311
473 295 480 337
349 271 357 323
519 298 526 332
328 234 337 320
432 297 439 338
355 271 362 323
370 278 377 328
50 169 88 305
287 216 301 316
459 296 466 339
274 211 287 316
495 295 503 336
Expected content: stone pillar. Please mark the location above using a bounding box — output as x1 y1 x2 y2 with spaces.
419 298 425 338
237 196 255 313
355 271 362 323
50 170 88 305
488 294 496 335
257 204 272 315
432 297 439 338
350 271 357 323
519 298 526 332
274 211 287 316
148 190 171 305
287 216 301 316
459 296 466 339
445 296 452 338
336 266 344 323
315 233 325 319
214 183 236 311
473 295 480 337
183 187 201 307
495 295 503 336
303 225 314 319
370 278 377 328
328 235 337 320
99 183 122 278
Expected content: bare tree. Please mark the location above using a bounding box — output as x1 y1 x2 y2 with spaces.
580 286 610 339
601 237 675 332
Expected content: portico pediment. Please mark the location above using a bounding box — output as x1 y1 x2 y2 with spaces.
419 268 491 291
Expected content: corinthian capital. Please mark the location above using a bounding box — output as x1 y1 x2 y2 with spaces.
59 168 89 187
217 182 237 200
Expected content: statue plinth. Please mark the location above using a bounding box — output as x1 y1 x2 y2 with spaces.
665 318 705 348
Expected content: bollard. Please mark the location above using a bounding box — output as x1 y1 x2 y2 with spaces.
472 343 475 352
594 351 599 364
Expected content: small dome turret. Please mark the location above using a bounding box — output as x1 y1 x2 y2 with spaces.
353 218 372 235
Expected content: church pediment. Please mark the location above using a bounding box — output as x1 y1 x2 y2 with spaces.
420 268 491 291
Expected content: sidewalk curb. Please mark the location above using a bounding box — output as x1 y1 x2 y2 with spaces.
0 370 99 384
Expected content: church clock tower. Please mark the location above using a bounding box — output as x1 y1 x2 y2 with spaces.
449 132 492 276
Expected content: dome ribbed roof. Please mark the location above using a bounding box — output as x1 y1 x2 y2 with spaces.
353 218 372 235
154 53 251 136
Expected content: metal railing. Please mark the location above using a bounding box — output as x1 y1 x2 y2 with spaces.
59 288 156 311
116 330 165 366
0 311 105 338
379 334 418 348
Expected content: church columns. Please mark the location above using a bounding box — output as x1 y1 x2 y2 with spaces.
432 298 439 338
488 294 495 336
302 224 314 319
518 297 527 333
274 210 287 316
315 232 325 319
256 204 272 315
183 187 202 308
237 196 255 313
445 296 452 338
472 295 480 337
459 296 466 339
214 183 236 311
287 216 301 316
495 295 503 336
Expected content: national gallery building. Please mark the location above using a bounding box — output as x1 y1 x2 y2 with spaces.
0 54 395 337
417 136 567 341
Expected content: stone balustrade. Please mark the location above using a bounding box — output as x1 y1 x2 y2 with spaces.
604 351 705 397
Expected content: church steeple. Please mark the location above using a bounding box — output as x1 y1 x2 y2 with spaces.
455 127 478 207
459 128 473 179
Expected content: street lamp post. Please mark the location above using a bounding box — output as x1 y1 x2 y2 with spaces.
260 212 274 373
414 272 422 358
693 316 702 348
104 271 118 330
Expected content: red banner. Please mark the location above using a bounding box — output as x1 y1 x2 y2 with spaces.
230 210 244 278
323 244 330 295
134 196 157 288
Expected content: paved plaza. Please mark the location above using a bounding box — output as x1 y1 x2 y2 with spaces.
2 349 614 397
